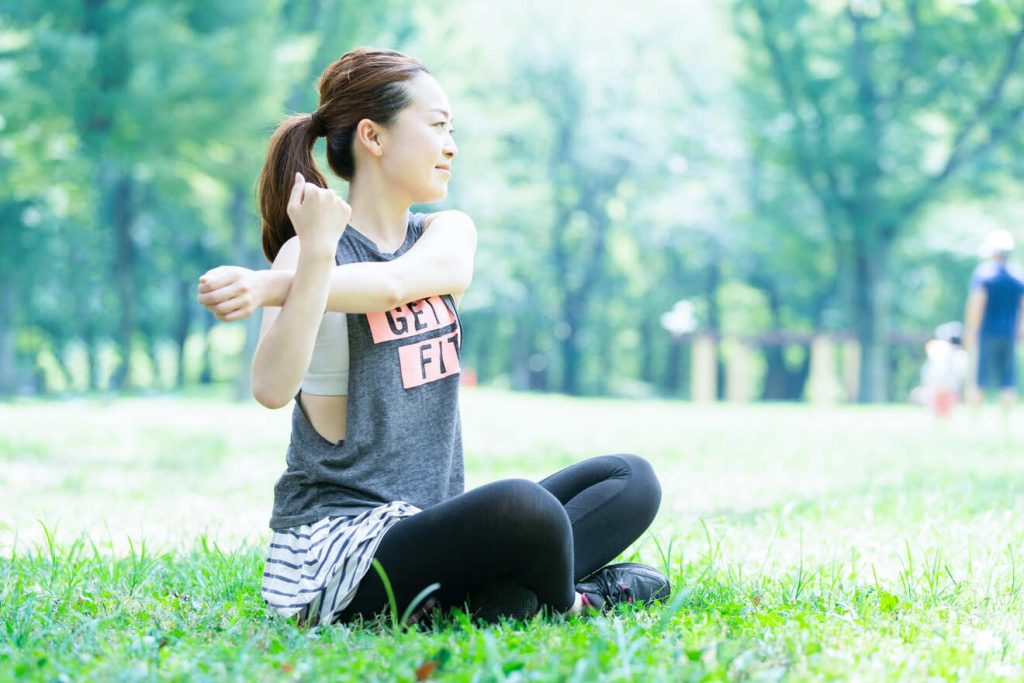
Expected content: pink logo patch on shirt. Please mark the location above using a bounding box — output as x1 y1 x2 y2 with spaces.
366 296 455 344
397 332 462 388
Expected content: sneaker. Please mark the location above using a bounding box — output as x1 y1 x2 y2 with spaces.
469 580 540 624
575 562 671 612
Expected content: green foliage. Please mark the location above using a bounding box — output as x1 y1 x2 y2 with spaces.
2 1 1022 402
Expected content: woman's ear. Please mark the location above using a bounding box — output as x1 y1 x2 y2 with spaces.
355 119 385 158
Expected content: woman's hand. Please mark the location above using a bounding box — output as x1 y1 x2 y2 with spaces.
288 172 351 258
197 266 266 322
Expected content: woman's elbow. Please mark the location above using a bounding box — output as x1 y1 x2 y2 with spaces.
252 379 292 410
383 278 405 310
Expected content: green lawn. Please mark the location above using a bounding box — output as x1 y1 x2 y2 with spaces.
2 390 1023 681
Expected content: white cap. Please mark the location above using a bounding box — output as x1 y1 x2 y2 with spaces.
979 229 1015 258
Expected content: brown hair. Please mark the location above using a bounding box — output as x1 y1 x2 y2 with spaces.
257 47 430 262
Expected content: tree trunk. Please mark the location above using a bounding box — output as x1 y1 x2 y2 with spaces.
146 334 162 390
0 279 16 397
109 173 136 391
791 346 812 398
199 313 215 385
175 278 191 388
511 316 530 391
473 311 493 384
559 296 583 395
84 326 102 391
664 338 685 396
230 186 259 402
558 206 613 396
704 239 725 399
594 312 611 396
658 247 689 397
761 345 788 400
640 315 656 385
510 309 546 392
758 284 810 401
236 316 259 400
851 247 890 402
52 343 73 393
759 284 784 400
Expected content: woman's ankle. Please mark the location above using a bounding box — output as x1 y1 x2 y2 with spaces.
565 591 584 616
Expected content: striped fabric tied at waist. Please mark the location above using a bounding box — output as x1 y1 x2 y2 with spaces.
261 501 420 626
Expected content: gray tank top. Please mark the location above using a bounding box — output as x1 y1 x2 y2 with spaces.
269 212 464 529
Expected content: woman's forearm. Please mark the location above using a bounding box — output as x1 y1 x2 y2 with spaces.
251 251 334 409
258 270 293 308
259 263 401 313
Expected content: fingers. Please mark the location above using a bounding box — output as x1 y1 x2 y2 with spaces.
198 270 225 294
205 301 250 323
219 309 250 323
214 295 247 316
304 182 331 203
212 295 252 321
197 280 243 307
287 172 306 217
203 283 251 315
197 266 239 294
287 173 338 215
197 268 217 292
197 266 235 294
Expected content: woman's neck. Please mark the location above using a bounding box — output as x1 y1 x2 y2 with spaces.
347 175 411 253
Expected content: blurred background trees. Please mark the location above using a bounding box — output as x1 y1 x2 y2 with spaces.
2 0 1022 402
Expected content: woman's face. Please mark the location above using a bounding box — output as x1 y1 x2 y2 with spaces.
379 74 457 204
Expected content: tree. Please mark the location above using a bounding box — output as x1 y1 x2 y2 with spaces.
735 0 1024 400
0 12 86 395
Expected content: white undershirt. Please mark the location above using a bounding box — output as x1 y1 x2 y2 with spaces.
301 311 349 396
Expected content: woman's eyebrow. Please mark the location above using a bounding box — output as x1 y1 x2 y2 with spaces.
427 108 453 122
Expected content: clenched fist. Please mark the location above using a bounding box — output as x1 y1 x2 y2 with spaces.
288 172 351 257
197 266 263 322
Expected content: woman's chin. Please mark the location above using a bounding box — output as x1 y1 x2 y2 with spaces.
418 186 449 204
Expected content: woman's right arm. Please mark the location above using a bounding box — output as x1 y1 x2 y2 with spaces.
250 175 349 409
250 238 333 409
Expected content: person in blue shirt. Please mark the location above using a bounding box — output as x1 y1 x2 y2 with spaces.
964 229 1024 411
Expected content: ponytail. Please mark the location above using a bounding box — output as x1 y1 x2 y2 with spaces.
257 114 327 263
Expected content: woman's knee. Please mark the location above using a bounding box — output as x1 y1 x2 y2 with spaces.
486 478 571 544
613 453 662 522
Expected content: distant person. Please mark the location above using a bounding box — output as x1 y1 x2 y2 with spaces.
196 48 668 627
916 321 969 418
963 229 1024 411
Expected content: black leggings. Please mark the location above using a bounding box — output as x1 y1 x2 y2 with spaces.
336 453 661 621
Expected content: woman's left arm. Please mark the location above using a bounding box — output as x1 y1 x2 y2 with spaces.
198 210 476 320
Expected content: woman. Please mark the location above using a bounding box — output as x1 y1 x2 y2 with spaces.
197 47 669 626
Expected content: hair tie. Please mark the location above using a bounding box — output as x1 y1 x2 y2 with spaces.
310 111 327 137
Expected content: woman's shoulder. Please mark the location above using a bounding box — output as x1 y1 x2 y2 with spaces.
271 235 302 269
420 209 474 229
417 210 477 244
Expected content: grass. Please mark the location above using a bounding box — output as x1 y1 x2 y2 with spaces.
2 389 1024 681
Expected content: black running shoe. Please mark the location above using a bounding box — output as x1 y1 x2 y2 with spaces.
469 580 540 624
575 562 671 612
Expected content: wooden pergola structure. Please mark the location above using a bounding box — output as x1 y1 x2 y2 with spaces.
680 330 931 403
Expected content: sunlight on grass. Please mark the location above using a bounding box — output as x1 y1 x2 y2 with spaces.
3 390 1024 680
